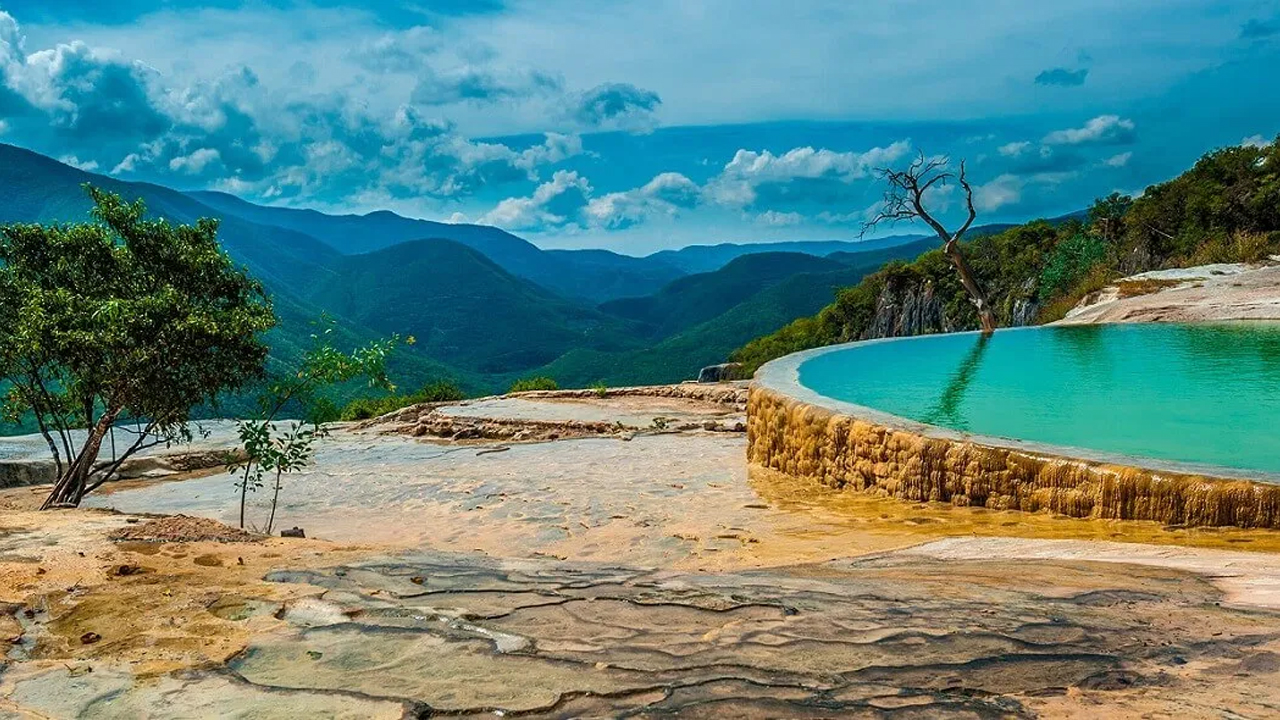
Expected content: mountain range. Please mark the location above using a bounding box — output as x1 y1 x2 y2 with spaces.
0 142 998 398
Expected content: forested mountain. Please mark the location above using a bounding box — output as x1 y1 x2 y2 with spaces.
645 237 925 274
599 252 849 339
306 239 646 374
188 189 683 303
534 239 938 386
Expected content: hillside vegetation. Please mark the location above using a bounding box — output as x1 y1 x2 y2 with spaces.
733 138 1280 371
536 240 938 387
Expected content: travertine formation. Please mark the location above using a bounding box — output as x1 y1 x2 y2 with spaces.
748 385 1280 529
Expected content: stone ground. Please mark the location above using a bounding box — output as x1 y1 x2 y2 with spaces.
4 391 1280 717
1059 261 1280 324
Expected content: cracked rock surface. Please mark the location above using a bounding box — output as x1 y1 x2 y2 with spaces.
8 549 1280 718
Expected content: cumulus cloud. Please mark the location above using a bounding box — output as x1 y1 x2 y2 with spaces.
997 141 1032 157
584 172 699 229
168 147 222 174
1241 134 1271 148
1043 115 1136 146
1034 67 1088 87
480 170 592 231
973 171 1072 212
755 210 803 226
705 141 911 208
0 9 585 213
58 155 98 171
349 26 441 74
973 174 1025 212
570 82 662 129
1103 151 1132 167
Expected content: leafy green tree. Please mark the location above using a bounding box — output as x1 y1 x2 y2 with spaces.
1039 233 1109 301
229 318 401 530
0 187 276 509
1087 192 1133 244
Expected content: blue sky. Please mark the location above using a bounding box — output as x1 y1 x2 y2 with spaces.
1 1 1277 254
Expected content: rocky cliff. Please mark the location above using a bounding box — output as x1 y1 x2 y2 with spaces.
859 276 1038 341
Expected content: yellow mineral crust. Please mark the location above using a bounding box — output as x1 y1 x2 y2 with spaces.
747 385 1280 529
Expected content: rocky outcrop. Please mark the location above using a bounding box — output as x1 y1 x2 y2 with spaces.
862 278 952 339
697 362 744 383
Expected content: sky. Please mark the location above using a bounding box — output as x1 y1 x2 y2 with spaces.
0 1 1278 254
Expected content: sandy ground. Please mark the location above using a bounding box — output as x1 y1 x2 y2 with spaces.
1059 261 1280 324
5 388 1280 716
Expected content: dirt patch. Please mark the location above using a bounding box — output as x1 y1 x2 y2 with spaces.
109 515 259 544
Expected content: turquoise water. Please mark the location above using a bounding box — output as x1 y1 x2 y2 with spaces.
797 323 1280 475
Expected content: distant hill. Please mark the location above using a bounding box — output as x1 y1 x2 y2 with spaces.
645 236 927 274
306 239 646 374
599 252 848 339
188 189 683 303
534 238 938 386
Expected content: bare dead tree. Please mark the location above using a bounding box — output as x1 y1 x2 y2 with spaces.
863 152 997 335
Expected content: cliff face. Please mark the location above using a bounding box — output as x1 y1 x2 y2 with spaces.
859 276 1038 341
861 279 953 339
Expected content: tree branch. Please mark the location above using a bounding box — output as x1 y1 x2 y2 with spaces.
954 160 977 240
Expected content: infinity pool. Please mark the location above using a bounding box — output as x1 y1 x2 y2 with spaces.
798 323 1280 475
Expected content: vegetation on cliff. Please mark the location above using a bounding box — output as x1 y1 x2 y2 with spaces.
733 138 1280 371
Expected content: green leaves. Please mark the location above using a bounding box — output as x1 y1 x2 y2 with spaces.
231 317 406 529
0 187 279 507
1 186 277 429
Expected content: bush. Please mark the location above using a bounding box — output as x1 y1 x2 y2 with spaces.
508 376 558 393
306 397 342 425
1039 233 1108 302
1186 231 1277 266
339 380 466 421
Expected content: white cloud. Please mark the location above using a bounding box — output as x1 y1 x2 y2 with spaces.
480 170 592 231
973 174 1025 212
1042 115 1136 145
706 141 911 208
58 154 98 171
584 172 699 229
1241 134 1270 148
755 210 803 226
973 171 1074 212
997 141 1032 157
1103 151 1132 167
168 147 221 174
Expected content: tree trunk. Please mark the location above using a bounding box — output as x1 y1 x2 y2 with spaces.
944 238 997 335
41 409 120 509
266 469 283 535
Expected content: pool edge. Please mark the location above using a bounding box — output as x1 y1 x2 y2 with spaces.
749 335 1280 529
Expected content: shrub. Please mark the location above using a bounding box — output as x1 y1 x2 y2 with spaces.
1036 264 1115 324
509 376 558 393
1039 233 1109 302
339 380 466 421
1186 231 1277 266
